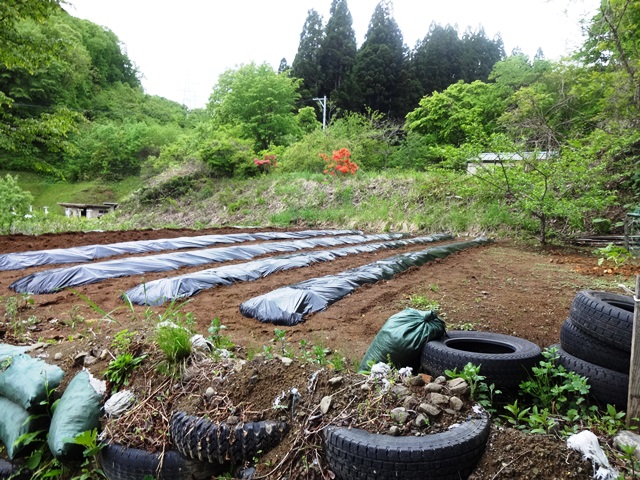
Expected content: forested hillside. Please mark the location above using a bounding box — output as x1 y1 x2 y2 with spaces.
1 0 638 244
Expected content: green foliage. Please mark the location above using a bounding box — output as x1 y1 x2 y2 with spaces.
518 347 590 414
104 352 146 392
196 125 256 178
345 0 407 117
445 362 500 409
405 294 440 312
207 317 235 350
111 329 136 353
405 80 509 148
291 9 324 99
0 0 63 71
295 106 321 134
207 62 301 150
471 134 616 243
410 23 504 102
156 322 192 365
67 121 154 180
0 174 34 231
594 243 633 267
318 0 357 103
3 293 37 340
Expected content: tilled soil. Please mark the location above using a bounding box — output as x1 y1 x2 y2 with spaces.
0 227 637 479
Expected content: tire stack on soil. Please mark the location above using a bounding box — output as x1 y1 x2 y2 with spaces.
555 290 634 408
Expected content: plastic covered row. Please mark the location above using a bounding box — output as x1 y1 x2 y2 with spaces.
123 234 454 306
10 233 429 295
240 237 492 326
0 229 359 271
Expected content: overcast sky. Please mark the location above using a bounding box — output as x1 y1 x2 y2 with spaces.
63 0 600 109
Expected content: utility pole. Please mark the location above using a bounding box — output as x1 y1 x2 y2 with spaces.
313 95 327 131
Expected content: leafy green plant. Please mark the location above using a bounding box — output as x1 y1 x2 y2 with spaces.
445 362 500 409
3 293 37 339
207 317 235 350
589 404 627 436
502 400 531 430
104 352 146 392
405 294 441 312
273 328 293 357
617 443 640 479
519 346 590 415
111 328 136 353
594 243 633 267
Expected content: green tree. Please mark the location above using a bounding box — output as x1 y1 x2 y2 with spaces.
489 52 551 90
65 15 139 88
460 27 504 83
291 9 324 99
345 0 408 118
581 0 640 111
318 0 357 105
472 134 615 244
0 0 63 71
207 62 301 150
405 80 509 148
411 24 464 98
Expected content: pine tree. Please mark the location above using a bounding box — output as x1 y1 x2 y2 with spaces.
291 9 324 98
318 0 357 105
345 0 408 117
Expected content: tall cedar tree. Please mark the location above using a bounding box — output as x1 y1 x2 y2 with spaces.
291 9 324 99
344 0 408 118
411 24 464 99
318 0 357 107
460 27 504 83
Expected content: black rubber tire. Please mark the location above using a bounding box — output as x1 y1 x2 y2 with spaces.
569 290 634 352
0 459 20 480
552 344 629 408
169 412 287 465
99 443 218 480
324 408 490 480
560 318 630 373
420 331 542 391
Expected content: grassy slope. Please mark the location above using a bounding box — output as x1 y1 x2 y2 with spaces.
4 169 522 237
4 171 143 212
116 169 520 237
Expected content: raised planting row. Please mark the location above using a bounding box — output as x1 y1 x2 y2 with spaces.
240 237 491 326
12 233 446 294
0 229 359 271
123 234 453 306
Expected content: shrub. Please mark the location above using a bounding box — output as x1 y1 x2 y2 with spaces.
0 174 34 232
197 127 256 178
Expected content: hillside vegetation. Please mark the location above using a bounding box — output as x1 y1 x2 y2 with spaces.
1 1 638 244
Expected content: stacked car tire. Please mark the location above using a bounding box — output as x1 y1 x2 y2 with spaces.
556 290 634 408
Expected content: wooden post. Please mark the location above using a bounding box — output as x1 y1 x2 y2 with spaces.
627 275 640 427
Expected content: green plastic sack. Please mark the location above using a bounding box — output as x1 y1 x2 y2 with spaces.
0 354 64 411
0 396 38 459
359 308 445 372
47 370 105 459
0 344 29 362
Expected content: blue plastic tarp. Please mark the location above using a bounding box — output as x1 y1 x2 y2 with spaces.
239 237 492 326
0 229 359 271
123 234 453 306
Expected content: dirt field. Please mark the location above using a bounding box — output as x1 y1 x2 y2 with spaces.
0 227 637 479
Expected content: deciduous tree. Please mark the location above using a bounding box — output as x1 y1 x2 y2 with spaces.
207 63 301 150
